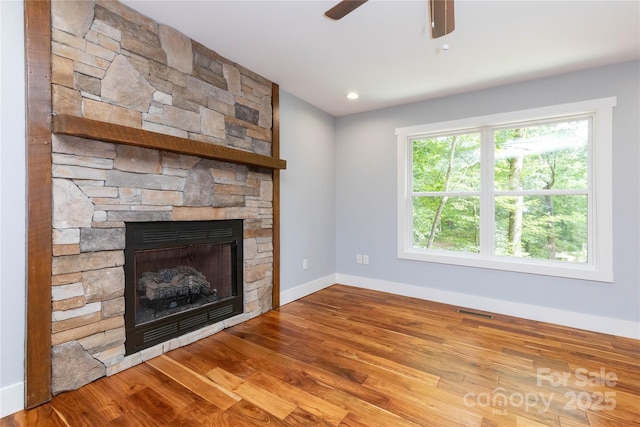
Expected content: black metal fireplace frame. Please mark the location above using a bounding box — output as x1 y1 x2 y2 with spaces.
124 220 243 355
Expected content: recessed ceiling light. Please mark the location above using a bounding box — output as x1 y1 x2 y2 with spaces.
346 92 359 100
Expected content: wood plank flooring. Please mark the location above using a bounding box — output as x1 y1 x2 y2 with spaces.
2 284 639 426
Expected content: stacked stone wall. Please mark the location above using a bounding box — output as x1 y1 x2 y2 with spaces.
50 0 275 394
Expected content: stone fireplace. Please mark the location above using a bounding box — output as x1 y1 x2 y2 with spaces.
48 0 282 394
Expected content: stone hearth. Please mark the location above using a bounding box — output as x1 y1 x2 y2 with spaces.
49 0 277 394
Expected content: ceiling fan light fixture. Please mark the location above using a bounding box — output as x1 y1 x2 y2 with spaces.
324 0 368 20
429 0 455 39
346 92 360 100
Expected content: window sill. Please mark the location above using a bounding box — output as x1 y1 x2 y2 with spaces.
398 249 613 283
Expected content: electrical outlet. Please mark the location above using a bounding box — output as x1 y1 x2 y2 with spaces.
363 255 369 265
356 254 362 264
303 259 308 270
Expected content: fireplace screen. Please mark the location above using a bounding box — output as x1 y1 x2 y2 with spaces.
124 220 243 354
134 243 232 324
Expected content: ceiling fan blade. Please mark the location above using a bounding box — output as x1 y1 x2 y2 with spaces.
324 0 368 20
429 0 455 38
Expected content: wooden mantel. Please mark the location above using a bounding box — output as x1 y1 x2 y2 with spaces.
53 114 287 170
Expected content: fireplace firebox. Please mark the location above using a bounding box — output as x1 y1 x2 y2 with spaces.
124 220 243 354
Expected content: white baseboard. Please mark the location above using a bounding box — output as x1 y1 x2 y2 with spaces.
0 382 24 418
335 274 640 340
280 274 337 306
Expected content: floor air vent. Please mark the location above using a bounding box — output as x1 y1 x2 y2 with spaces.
457 308 494 319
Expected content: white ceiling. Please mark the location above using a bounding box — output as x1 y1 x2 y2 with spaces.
120 0 640 117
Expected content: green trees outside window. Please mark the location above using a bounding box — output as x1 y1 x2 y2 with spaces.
397 97 614 281
411 118 590 263
412 131 481 252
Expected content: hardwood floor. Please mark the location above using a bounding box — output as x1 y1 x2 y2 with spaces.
2 284 639 426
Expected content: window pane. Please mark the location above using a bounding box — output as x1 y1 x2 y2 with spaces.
413 196 480 252
495 195 587 263
494 120 589 191
412 132 481 192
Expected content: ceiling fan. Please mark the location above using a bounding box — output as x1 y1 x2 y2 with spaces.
324 0 455 39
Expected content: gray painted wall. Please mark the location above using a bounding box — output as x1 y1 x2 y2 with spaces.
335 61 640 322
280 91 337 292
0 0 27 410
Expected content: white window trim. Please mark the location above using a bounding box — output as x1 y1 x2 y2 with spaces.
396 97 615 282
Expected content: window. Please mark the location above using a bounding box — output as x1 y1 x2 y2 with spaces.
396 98 615 282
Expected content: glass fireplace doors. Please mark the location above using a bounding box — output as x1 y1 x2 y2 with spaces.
124 220 243 354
